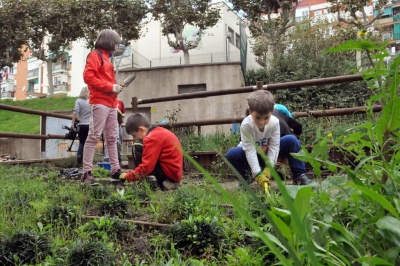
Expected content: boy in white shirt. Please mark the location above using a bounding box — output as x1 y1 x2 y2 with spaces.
226 90 311 193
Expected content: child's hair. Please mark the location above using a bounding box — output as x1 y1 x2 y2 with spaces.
247 90 275 115
79 86 89 99
94 29 121 51
125 113 151 134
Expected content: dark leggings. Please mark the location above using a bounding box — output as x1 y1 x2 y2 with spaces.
77 125 89 161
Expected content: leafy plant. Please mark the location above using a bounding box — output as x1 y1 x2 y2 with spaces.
88 185 111 200
0 231 51 265
66 240 114 266
165 189 201 221
43 205 79 227
77 217 134 242
97 196 128 218
170 215 224 256
92 167 111 179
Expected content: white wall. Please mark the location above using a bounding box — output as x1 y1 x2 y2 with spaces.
129 2 250 67
68 39 91 96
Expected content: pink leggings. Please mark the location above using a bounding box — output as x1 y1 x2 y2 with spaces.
83 104 119 174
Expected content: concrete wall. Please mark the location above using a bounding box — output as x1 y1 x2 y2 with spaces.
118 62 247 135
0 138 40 160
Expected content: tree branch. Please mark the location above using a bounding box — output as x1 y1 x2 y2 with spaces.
337 11 358 26
366 5 386 27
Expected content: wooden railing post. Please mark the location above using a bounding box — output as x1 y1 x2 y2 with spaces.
40 115 47 158
256 81 263 90
131 96 138 112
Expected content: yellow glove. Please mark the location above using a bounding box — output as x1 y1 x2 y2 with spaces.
255 168 270 194
119 173 126 180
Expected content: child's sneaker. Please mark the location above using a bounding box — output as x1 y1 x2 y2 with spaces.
81 172 99 186
111 169 123 183
146 175 160 191
162 180 181 190
293 174 313 185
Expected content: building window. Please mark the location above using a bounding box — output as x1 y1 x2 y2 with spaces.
228 27 234 45
54 76 61 85
178 83 207 94
235 33 240 48
28 80 35 92
314 10 322 17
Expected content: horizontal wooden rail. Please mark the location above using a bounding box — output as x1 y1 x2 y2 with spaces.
0 104 72 119
0 132 68 140
155 105 382 128
0 158 69 165
136 74 363 105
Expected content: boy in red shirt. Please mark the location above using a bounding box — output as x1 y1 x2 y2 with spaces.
116 113 183 190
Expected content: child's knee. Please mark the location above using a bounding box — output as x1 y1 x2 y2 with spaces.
226 147 243 162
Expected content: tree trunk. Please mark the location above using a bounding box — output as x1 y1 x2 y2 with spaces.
46 59 54 97
183 50 190 64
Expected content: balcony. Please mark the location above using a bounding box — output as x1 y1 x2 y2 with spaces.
52 63 68 74
1 91 14 100
28 69 39 80
375 16 394 25
53 83 68 97
1 83 15 93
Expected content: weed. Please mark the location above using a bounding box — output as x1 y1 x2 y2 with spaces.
98 196 128 218
0 231 51 265
43 205 79 228
88 185 111 199
66 240 114 266
170 216 224 257
92 167 111 179
164 189 201 221
77 217 134 242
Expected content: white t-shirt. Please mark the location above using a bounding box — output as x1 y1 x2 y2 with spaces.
238 115 280 177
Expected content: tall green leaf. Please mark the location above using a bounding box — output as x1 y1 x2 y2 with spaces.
294 187 312 221
346 184 399 219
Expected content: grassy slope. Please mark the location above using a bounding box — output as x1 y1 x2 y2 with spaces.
0 97 78 134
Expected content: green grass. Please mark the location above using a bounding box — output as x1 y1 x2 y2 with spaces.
0 97 78 134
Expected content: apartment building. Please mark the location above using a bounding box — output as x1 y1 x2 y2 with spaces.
373 0 400 53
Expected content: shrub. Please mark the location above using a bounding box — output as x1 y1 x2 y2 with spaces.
0 231 51 265
170 216 224 256
66 240 114 266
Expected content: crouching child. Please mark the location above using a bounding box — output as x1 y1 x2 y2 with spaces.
226 90 280 194
115 113 183 190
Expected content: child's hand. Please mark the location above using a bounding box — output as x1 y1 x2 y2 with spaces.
255 168 270 194
112 84 123 94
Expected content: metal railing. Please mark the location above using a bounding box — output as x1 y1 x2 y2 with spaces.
119 51 241 70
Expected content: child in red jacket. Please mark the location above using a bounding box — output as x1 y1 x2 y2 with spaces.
118 113 183 191
81 29 124 186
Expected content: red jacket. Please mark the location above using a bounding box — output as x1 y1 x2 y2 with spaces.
83 49 118 108
125 127 183 182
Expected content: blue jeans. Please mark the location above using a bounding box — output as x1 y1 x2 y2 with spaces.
226 135 306 179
